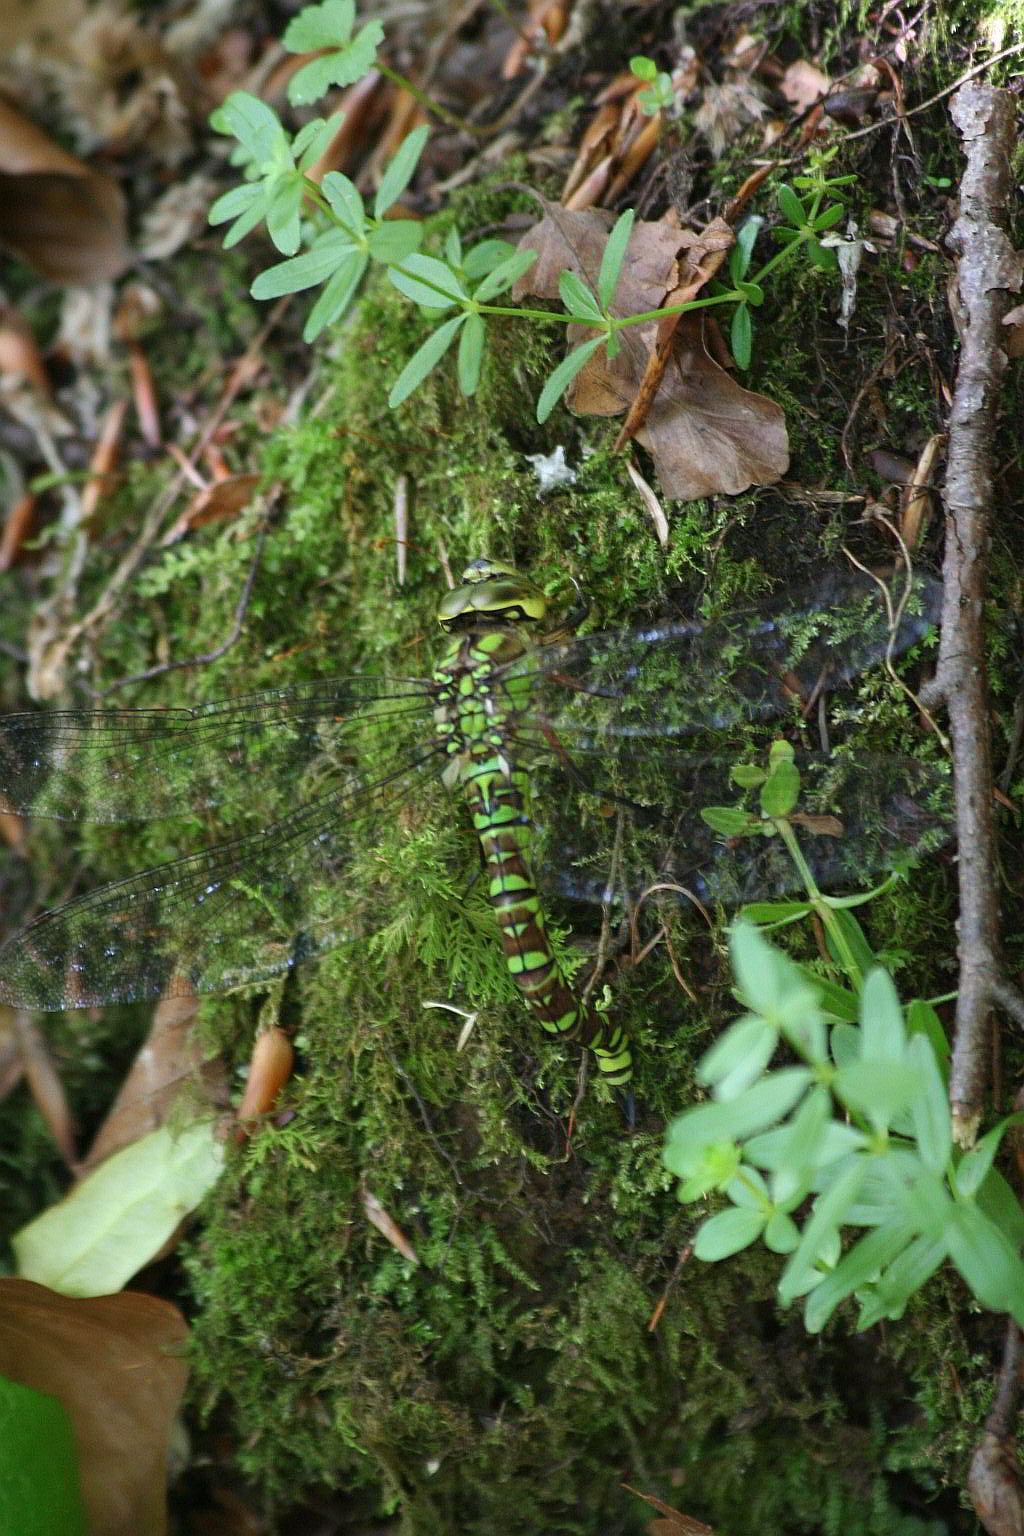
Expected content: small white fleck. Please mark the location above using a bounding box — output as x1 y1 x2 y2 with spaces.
525 444 576 495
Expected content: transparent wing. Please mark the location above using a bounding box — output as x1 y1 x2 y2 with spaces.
500 570 944 903
0 676 435 822
0 702 446 1009
504 570 940 752
527 749 950 913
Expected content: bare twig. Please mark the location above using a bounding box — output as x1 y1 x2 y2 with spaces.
838 41 1024 144
968 1322 1024 1536
919 85 1024 1145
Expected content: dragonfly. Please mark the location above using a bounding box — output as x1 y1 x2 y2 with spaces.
0 559 945 1091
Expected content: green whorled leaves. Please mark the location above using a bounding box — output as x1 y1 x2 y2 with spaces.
209 96 344 256
774 180 846 273
282 0 384 106
386 242 538 405
534 208 634 423
239 126 428 340
374 124 429 218
251 229 364 299
727 216 762 368
388 314 465 407
535 336 604 425
387 252 468 310
664 921 1024 1334
209 1 860 420
598 207 634 309
303 250 370 340
629 54 674 116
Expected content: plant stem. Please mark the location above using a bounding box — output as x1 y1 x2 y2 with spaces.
375 63 479 135
773 819 863 990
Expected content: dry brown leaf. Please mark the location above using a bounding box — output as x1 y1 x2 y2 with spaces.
0 98 129 283
599 317 788 498
1002 302 1024 359
79 398 128 525
13 1011 78 1166
512 204 788 498
513 203 691 319
0 1277 188 1536
900 431 945 550
622 1483 716 1533
362 1184 420 1266
236 1027 295 1127
625 459 668 547
0 491 36 570
0 304 51 394
162 472 263 544
779 59 831 111
614 228 734 449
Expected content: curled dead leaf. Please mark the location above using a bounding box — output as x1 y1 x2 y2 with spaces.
574 312 789 498
81 987 222 1173
0 1277 188 1536
0 99 129 284
513 203 788 498
236 1027 295 1126
0 304 50 394
161 471 263 544
362 1184 420 1265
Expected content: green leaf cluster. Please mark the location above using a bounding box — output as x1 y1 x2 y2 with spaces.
664 923 1024 1333
207 0 858 416
629 54 675 116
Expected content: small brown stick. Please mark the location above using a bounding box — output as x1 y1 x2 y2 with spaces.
919 86 1024 1145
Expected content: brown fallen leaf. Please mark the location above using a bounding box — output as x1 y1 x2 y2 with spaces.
575 312 788 498
613 223 734 449
161 472 263 544
81 988 225 1173
0 1277 188 1536
361 1183 420 1266
236 1027 295 1128
79 398 128 526
1002 302 1024 360
513 203 788 498
513 203 687 320
0 98 129 284
12 1010 78 1166
0 303 51 394
0 490 36 571
779 59 831 112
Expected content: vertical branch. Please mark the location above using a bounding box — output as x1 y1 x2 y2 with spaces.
922 85 1024 1143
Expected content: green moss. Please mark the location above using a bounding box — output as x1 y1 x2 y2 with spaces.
3 42 1018 1536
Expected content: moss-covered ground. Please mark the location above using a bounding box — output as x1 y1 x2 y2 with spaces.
2 2 1024 1532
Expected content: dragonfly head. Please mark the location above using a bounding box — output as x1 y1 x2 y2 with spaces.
437 560 548 632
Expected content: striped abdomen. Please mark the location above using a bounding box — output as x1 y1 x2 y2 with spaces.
463 752 632 1087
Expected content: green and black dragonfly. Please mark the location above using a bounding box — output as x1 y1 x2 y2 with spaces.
0 560 944 1088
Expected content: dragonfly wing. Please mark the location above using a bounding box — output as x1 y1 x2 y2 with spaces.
0 742 447 1010
0 676 434 822
505 570 940 748
529 750 950 911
